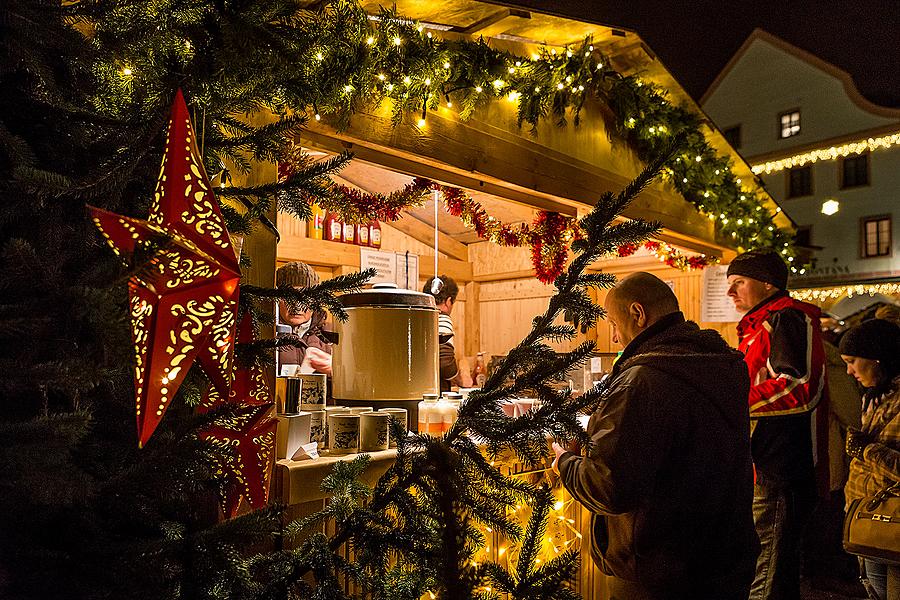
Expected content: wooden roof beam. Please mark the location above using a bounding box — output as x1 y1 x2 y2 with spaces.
390 211 470 261
451 8 531 34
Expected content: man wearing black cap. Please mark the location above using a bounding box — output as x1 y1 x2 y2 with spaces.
727 250 826 600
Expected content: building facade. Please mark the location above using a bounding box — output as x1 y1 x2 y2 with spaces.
702 29 900 290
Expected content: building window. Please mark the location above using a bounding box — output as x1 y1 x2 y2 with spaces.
861 215 891 258
787 165 812 198
723 125 741 149
779 110 801 138
794 226 812 248
841 153 869 188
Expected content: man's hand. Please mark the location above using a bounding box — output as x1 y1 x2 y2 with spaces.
551 442 568 474
305 347 332 376
846 428 870 461
552 440 581 474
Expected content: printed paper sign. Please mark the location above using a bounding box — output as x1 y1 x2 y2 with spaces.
360 248 397 285
395 252 419 290
701 265 743 323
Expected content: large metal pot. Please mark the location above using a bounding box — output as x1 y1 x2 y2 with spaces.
332 284 439 402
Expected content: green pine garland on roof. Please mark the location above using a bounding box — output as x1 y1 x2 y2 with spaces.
81 0 797 266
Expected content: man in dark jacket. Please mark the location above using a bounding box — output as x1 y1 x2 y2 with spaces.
553 272 759 599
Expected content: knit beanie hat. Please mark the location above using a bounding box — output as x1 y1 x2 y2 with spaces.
726 250 789 290
839 318 900 363
276 261 320 289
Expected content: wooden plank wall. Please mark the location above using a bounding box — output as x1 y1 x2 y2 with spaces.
468 241 739 358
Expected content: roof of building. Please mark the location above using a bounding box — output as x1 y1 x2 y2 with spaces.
701 28 900 120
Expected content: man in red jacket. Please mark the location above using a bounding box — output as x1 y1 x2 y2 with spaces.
727 250 826 600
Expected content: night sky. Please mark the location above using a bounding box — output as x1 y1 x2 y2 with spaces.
506 0 900 108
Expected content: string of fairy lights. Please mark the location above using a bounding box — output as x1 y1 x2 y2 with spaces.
109 0 800 270
751 130 900 175
791 281 900 303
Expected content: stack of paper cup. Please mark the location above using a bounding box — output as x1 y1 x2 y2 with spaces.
323 406 348 449
328 413 360 455
381 408 408 448
360 411 390 452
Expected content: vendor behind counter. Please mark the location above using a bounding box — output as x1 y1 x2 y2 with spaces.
276 261 333 376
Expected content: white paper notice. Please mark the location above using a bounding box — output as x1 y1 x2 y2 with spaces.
395 252 419 290
701 265 743 323
290 442 320 461
360 248 397 285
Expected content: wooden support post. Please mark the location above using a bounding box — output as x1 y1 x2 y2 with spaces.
464 281 481 357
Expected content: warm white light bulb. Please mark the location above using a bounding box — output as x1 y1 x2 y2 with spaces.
821 199 840 215
417 118 426 127
366 36 374 45
393 36 402 46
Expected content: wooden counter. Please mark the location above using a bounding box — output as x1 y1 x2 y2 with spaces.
272 447 612 598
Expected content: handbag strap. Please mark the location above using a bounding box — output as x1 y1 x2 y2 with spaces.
864 481 900 511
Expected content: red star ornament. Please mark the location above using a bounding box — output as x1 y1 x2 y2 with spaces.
200 311 271 412
89 89 240 447
200 403 277 517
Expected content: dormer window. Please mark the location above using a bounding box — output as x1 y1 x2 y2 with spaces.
779 110 801 138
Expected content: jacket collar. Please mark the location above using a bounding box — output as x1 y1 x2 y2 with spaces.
613 311 686 377
737 290 790 337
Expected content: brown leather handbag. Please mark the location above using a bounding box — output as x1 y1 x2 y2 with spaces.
843 482 900 565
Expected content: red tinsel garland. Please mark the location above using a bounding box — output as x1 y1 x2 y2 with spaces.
422 178 714 281
280 163 715 281
326 179 431 223
617 240 716 271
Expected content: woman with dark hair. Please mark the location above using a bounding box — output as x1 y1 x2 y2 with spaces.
839 318 900 600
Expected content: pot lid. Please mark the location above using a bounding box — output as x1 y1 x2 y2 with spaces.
339 283 437 308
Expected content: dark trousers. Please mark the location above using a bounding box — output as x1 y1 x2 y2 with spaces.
749 479 817 600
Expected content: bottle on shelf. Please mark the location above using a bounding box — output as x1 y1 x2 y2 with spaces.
441 392 463 432
356 221 370 246
324 210 343 242
472 352 487 389
417 393 442 434
342 219 356 244
368 220 382 249
307 203 326 240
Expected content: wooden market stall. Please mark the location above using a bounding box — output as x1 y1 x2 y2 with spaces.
265 1 794 596
273 0 793 356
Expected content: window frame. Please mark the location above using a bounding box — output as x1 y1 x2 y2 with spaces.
794 225 812 248
778 109 801 139
786 164 813 199
840 152 871 189
722 125 742 149
860 214 892 259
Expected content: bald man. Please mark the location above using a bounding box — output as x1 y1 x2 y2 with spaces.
553 273 759 599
